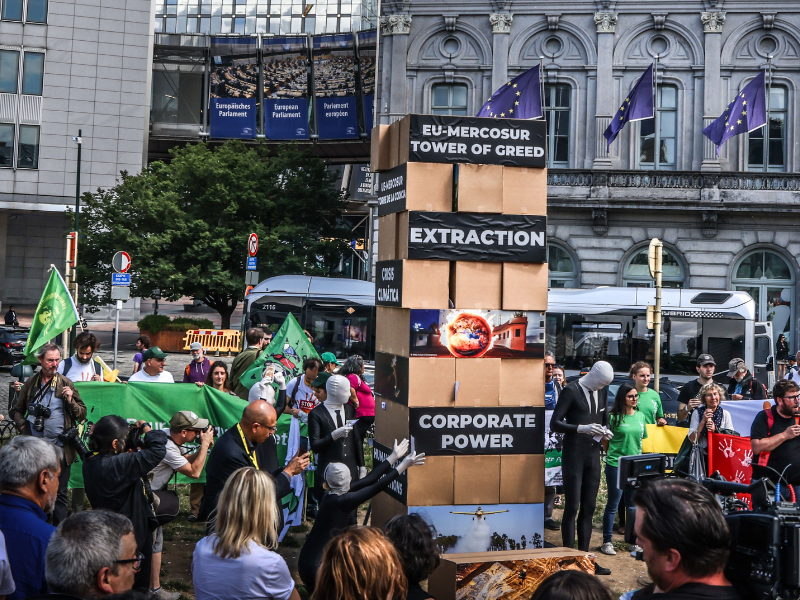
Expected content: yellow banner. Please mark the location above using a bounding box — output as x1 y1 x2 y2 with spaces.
642 424 687 454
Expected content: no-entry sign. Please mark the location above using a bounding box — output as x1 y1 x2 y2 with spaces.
248 233 259 257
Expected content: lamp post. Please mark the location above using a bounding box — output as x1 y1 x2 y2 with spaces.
69 130 82 351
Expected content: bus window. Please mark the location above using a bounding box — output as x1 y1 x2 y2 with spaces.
702 318 745 370
305 303 374 360
564 317 636 372
661 318 700 375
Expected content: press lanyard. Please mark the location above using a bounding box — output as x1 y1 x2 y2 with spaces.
237 424 259 470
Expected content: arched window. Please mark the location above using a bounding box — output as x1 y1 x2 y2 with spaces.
548 244 579 288
638 85 677 170
623 246 685 288
733 249 795 345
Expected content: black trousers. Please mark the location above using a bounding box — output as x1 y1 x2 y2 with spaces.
354 416 374 441
53 454 71 526
561 438 601 552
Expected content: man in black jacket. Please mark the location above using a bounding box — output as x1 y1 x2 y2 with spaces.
726 358 767 400
198 400 309 526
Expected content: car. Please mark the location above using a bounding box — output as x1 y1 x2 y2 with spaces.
0 327 29 366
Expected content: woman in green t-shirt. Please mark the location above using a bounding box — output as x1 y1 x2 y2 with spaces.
630 361 667 426
599 382 648 556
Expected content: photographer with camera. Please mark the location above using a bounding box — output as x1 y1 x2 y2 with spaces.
750 379 800 487
10 343 87 526
83 416 167 591
633 478 739 599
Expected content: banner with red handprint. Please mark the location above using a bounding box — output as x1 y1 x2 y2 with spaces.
708 432 754 507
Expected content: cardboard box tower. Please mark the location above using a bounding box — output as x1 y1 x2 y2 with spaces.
370 114 578 580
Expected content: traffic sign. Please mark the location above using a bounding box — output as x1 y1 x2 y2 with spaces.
245 271 259 285
111 286 130 301
246 257 257 271
112 273 131 286
248 233 259 257
112 251 131 273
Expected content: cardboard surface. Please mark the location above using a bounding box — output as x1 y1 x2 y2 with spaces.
378 213 397 261
395 115 411 167
407 455 455 506
503 166 548 214
374 395 410 447
375 353 456 407
500 454 545 503
376 307 411 356
451 262 502 309
404 260 450 308
457 163 504 212
502 262 548 311
455 358 501 407
454 455 500 504
370 124 391 172
372 492 406 529
396 211 409 259
500 358 544 406
407 163 453 212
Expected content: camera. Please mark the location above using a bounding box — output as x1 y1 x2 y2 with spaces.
28 403 52 433
125 422 150 451
58 426 91 461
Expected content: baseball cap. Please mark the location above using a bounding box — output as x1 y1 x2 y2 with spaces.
143 347 168 360
170 410 209 431
697 354 716 366
728 358 746 377
190 342 203 351
311 371 333 388
321 352 340 365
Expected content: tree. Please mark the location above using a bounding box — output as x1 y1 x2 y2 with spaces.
76 141 352 328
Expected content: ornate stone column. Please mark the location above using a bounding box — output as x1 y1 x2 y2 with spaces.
385 14 411 119
701 11 725 171
490 12 512 93
593 12 617 168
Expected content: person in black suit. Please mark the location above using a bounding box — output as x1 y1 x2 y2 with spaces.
308 374 364 524
198 400 309 526
551 360 614 574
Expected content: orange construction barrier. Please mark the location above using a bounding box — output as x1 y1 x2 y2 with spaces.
182 329 242 355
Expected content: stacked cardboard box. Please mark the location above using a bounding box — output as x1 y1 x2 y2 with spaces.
370 115 550 567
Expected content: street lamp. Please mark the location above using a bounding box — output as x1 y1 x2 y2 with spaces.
69 130 82 351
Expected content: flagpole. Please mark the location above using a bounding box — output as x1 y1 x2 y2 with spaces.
653 58 660 172
763 59 773 173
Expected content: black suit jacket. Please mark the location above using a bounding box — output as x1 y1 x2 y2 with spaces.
308 403 364 484
551 380 608 440
198 425 292 523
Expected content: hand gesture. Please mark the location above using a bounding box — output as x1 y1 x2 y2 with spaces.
198 427 214 446
195 382 205 387
784 425 800 439
657 418 667 427
12 381 21 391
285 451 310 476
388 438 410 464
397 452 426 473
62 387 73 403
332 425 353 440
688 398 701 410
91 374 103 382
273 370 286 390
731 394 743 401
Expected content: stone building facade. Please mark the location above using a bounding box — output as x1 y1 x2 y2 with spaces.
373 2 800 350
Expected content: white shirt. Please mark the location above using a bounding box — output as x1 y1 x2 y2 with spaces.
192 537 295 600
285 376 318 414
129 369 174 383
688 409 734 449
578 381 598 413
57 354 97 382
0 531 15 597
325 403 346 428
151 434 189 490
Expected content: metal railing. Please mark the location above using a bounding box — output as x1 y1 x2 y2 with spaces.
547 169 800 192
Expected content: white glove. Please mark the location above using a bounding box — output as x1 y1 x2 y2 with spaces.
332 426 353 440
602 427 614 441
296 410 309 424
577 424 605 437
396 452 426 474
359 466 367 479
273 370 286 390
387 438 410 464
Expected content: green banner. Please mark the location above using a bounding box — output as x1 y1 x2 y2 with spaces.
239 313 320 390
24 268 79 364
68 382 308 489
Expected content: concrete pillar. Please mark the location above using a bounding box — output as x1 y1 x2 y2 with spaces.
701 11 726 171
490 13 512 93
593 12 617 169
386 14 411 121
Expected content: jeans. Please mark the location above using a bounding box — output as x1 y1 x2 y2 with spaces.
602 464 633 544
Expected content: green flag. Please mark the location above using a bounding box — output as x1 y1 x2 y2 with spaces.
23 267 79 363
239 313 320 390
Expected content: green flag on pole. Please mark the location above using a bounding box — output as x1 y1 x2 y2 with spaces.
239 313 320 390
23 266 79 364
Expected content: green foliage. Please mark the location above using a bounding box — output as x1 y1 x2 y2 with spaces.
137 314 171 333
137 314 216 333
77 141 351 328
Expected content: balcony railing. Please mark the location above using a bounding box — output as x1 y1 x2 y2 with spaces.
548 169 800 191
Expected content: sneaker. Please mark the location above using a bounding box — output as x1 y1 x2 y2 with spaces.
152 589 180 600
187 514 197 523
544 518 561 531
599 542 617 556
594 562 612 576
554 495 563 507
629 544 642 553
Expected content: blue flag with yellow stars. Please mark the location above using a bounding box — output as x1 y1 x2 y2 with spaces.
477 65 542 119
603 64 654 149
702 71 767 155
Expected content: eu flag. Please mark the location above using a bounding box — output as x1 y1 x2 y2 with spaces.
603 64 654 149
476 65 542 119
702 71 767 155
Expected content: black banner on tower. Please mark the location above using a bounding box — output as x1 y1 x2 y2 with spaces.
375 260 403 307
372 441 407 502
376 164 407 216
407 114 547 167
406 211 546 263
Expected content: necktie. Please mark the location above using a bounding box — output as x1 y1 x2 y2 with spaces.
335 409 343 428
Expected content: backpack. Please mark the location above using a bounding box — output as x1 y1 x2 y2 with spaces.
757 407 777 467
62 357 102 378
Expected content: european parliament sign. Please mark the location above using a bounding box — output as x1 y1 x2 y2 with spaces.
210 98 256 139
316 97 358 139
265 98 309 140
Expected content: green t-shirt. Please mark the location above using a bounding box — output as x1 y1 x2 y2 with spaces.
607 410 648 467
637 388 664 425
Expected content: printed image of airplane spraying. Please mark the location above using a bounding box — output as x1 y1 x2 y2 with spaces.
449 506 510 521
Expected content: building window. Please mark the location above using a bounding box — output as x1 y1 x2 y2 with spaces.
544 84 570 168
624 246 685 288
639 85 677 170
0 51 19 94
17 125 39 169
548 243 579 288
0 124 12 166
748 87 786 172
26 0 47 23
431 83 467 116
22 53 44 96
1 0 22 20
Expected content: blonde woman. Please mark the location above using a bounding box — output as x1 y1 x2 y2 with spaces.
688 382 734 448
192 467 299 600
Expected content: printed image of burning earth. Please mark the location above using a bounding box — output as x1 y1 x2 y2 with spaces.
444 312 493 358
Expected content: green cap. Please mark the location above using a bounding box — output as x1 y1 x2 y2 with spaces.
143 346 168 360
321 352 340 365
311 371 333 388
